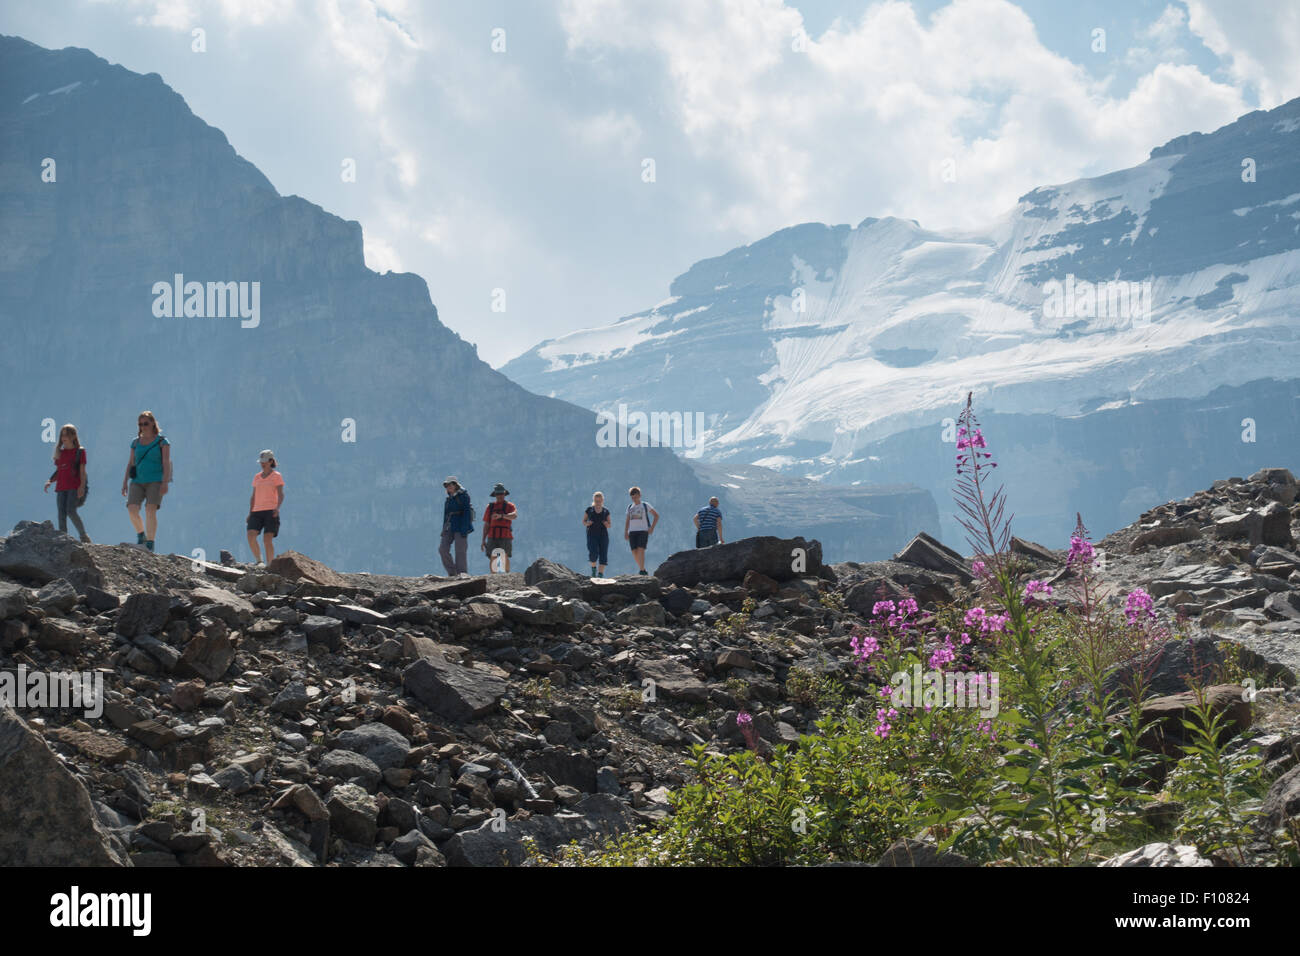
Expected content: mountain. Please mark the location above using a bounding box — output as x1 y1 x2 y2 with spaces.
0 34 724 574
504 99 1300 547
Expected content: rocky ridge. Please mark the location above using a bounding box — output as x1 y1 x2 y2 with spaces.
0 467 1298 867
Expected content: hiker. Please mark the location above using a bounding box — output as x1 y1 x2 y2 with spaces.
481 482 517 573
121 410 170 552
44 423 90 542
246 449 285 567
694 496 724 547
582 491 611 577
439 476 473 576
623 486 659 575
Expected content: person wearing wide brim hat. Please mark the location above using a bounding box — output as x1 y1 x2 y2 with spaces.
481 482 518 574
439 475 473 576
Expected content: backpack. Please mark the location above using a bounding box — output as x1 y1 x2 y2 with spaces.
51 448 88 503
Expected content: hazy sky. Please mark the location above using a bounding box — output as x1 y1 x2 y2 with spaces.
4 0 1298 366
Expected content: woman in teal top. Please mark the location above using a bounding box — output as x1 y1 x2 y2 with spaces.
120 409 171 552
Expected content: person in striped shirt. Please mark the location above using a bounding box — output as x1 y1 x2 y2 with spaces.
694 496 724 548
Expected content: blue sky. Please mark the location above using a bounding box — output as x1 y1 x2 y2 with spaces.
3 0 1297 366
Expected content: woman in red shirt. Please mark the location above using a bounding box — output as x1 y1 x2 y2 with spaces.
43 423 90 542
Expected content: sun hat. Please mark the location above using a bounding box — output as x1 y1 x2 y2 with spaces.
258 449 275 463
491 483 509 496
443 476 461 489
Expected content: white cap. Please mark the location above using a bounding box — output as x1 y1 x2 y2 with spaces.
258 449 275 463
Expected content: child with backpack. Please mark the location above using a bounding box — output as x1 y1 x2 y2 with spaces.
44 423 90 542
481 482 517 573
582 491 611 577
623 486 659 575
247 449 285 567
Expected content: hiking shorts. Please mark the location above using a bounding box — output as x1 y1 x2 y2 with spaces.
484 537 512 557
247 509 280 536
128 482 164 508
628 530 649 550
587 531 609 565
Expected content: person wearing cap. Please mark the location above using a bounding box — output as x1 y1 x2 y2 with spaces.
481 482 518 573
439 476 474 577
247 450 284 567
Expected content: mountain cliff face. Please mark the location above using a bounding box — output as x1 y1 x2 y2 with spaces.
505 99 1300 546
0 35 724 574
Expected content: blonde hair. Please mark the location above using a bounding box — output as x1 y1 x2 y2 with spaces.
592 491 605 504
137 410 160 440
54 423 80 462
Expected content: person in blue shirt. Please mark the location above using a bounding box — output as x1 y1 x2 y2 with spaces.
694 496 724 548
439 476 473 576
120 410 171 552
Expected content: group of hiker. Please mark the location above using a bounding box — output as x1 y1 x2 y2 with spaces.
439 478 725 578
39 415 726 577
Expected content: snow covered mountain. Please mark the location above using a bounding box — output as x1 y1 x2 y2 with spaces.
505 99 1300 547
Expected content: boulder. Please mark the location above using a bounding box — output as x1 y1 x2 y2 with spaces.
188 587 254 627
523 748 599 793
524 558 584 587
1098 842 1212 867
1131 684 1252 758
637 658 708 703
0 582 29 620
175 628 235 682
319 750 382 791
35 578 79 613
37 619 84 654
266 551 349 587
326 783 378 845
1105 636 1225 698
83 586 120 613
653 536 831 587
269 681 310 716
1259 501 1293 548
894 533 971 582
1260 764 1300 832
451 602 504 636
1129 525 1200 552
442 793 635 866
876 838 972 867
117 592 172 637
301 615 344 651
336 723 411 771
1249 467 1299 506
0 520 102 589
417 577 489 600
402 656 507 722
0 708 128 865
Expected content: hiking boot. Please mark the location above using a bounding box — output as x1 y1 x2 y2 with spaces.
638 569 648 576
145 539 155 552
255 560 265 568
79 534 92 544
136 531 146 545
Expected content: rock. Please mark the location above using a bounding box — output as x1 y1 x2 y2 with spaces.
1265 591 1300 621
212 764 253 795
654 536 832 586
716 648 754 671
45 726 131 765
617 602 666 626
175 628 235 682
1129 526 1200 552
326 783 378 845
328 603 389 626
1249 467 1299 505
380 704 415 739
894 533 971 582
0 582 29 620
523 749 599 793
640 714 683 745
1009 536 1061 563
128 720 179 750
742 570 780 595
442 793 635 866
1260 764 1300 831
172 680 206 711
37 619 84 654
524 558 584 587
266 551 349 587
117 592 172 637
83 586 120 612
638 658 708 703
1259 501 1293 548
1214 511 1265 547
660 586 694 617
336 723 411 771
0 708 128 865
35 578 78 613
319 750 382 790
1105 636 1225 697
0 520 102 589
417 577 489 600
391 828 437 865
188 587 254 627
261 821 317 867
1098 842 1213 867
301 615 344 652
1133 684 1252 757
876 838 971 866
269 682 310 715
402 656 507 722
451 602 504 636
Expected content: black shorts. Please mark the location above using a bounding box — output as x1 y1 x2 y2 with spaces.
485 537 513 557
587 532 609 565
628 530 649 550
247 510 280 536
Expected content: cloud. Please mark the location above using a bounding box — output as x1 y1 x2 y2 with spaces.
1184 0 1300 109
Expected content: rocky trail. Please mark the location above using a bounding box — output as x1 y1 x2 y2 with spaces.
2 468 1299 867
